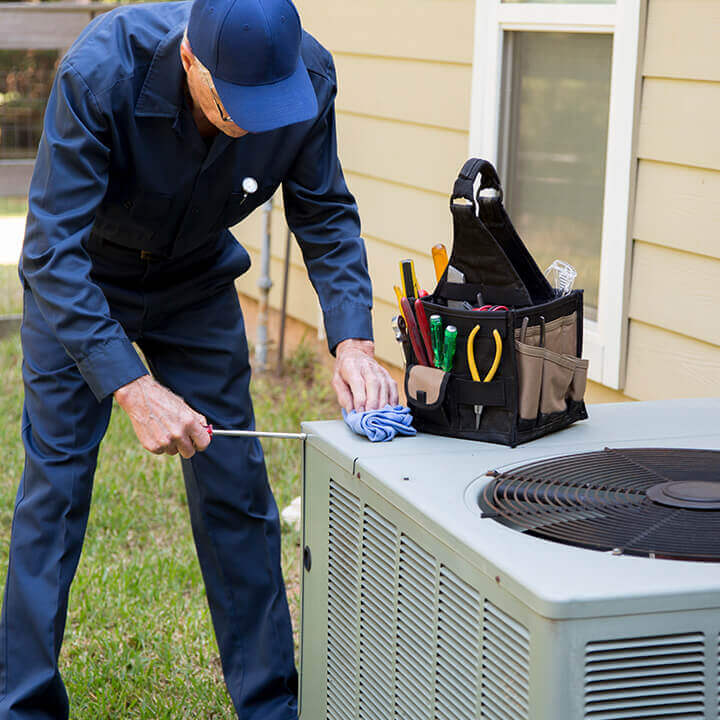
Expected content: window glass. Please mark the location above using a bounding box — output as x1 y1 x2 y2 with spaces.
499 32 612 319
0 50 59 160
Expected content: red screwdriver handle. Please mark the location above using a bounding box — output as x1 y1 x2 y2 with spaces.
400 296 428 366
414 297 433 362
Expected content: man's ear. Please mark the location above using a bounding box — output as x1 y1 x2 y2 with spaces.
180 36 194 74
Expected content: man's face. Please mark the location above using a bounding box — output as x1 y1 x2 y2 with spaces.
181 38 249 138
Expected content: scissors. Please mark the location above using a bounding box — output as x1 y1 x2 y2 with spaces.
466 325 503 429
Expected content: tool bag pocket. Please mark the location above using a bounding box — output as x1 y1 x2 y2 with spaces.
516 340 544 421
401 158 589 446
405 365 451 428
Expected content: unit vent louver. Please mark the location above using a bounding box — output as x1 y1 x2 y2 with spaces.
359 507 397 719
481 600 530 720
327 481 362 720
436 569 481 720
396 535 436 719
584 633 706 719
325 481 489 719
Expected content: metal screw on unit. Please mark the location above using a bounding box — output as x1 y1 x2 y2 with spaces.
303 545 312 572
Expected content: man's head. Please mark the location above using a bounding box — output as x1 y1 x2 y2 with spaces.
182 0 317 136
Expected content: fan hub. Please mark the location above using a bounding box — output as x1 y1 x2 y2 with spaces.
647 480 720 509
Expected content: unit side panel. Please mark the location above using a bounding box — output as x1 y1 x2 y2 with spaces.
316 467 548 720
299 448 340 720
549 608 720 719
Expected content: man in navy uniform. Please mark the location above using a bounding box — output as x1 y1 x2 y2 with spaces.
0 0 397 717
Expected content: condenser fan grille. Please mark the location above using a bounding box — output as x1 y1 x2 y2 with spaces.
479 448 720 562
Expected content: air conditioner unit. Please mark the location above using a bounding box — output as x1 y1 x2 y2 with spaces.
298 398 720 720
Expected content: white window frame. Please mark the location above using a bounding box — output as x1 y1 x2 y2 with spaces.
468 0 647 389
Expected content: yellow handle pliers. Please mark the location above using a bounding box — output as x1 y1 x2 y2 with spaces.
467 326 503 429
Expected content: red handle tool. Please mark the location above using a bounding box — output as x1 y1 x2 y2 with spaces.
400 296 429 366
414 297 434 362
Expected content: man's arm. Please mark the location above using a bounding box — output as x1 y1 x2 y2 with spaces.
282 57 398 411
22 59 148 401
23 60 209 457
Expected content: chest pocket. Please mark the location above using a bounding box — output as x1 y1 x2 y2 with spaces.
219 179 280 230
94 190 174 251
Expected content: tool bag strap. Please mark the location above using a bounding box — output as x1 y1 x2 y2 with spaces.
443 158 555 306
450 158 503 208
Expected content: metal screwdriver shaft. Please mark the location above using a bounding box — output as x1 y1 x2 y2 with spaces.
206 425 307 440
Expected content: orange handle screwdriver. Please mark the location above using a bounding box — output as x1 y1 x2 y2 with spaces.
432 244 449 282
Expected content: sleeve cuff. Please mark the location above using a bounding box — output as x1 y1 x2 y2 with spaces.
324 302 374 355
76 336 149 402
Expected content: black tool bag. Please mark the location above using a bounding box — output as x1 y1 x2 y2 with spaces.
404 159 589 446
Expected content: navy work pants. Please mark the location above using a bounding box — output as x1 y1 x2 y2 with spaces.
0 238 298 719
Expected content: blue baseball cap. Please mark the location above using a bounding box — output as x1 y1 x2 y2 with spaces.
187 0 318 133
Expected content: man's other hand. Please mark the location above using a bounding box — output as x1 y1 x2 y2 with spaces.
333 339 399 413
114 375 211 458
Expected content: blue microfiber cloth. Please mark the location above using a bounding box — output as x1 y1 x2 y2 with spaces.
342 404 417 443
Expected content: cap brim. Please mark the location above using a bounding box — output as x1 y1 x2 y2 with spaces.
213 56 318 134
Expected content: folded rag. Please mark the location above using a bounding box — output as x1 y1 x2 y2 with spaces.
342 404 417 443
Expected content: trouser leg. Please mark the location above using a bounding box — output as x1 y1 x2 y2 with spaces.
140 286 298 720
0 290 112 720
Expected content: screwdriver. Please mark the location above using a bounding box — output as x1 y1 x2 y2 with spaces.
400 259 420 300
430 315 443 368
432 244 449 282
205 425 307 440
441 325 457 372
414 297 434 362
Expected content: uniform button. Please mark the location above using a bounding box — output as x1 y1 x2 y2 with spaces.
191 206 199 214
123 200 133 209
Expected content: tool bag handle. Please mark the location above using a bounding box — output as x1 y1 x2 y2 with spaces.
450 158 503 209
445 158 554 306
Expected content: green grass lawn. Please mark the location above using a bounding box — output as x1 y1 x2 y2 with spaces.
0 266 22 317
0 273 337 717
0 197 28 217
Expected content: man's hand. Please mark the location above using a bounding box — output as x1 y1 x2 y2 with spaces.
114 375 211 458
332 339 399 413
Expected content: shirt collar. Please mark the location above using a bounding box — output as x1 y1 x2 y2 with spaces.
135 23 186 118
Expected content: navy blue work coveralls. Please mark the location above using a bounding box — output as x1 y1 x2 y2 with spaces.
0 3 372 718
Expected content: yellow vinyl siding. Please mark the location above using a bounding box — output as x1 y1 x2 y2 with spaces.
634 161 720 260
626 0 720 400
629 242 720 348
638 78 720 172
333 55 472 132
234 0 475 367
643 0 720 83
292 0 475 64
625 321 720 400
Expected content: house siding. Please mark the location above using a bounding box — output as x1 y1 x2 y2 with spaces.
625 0 720 399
